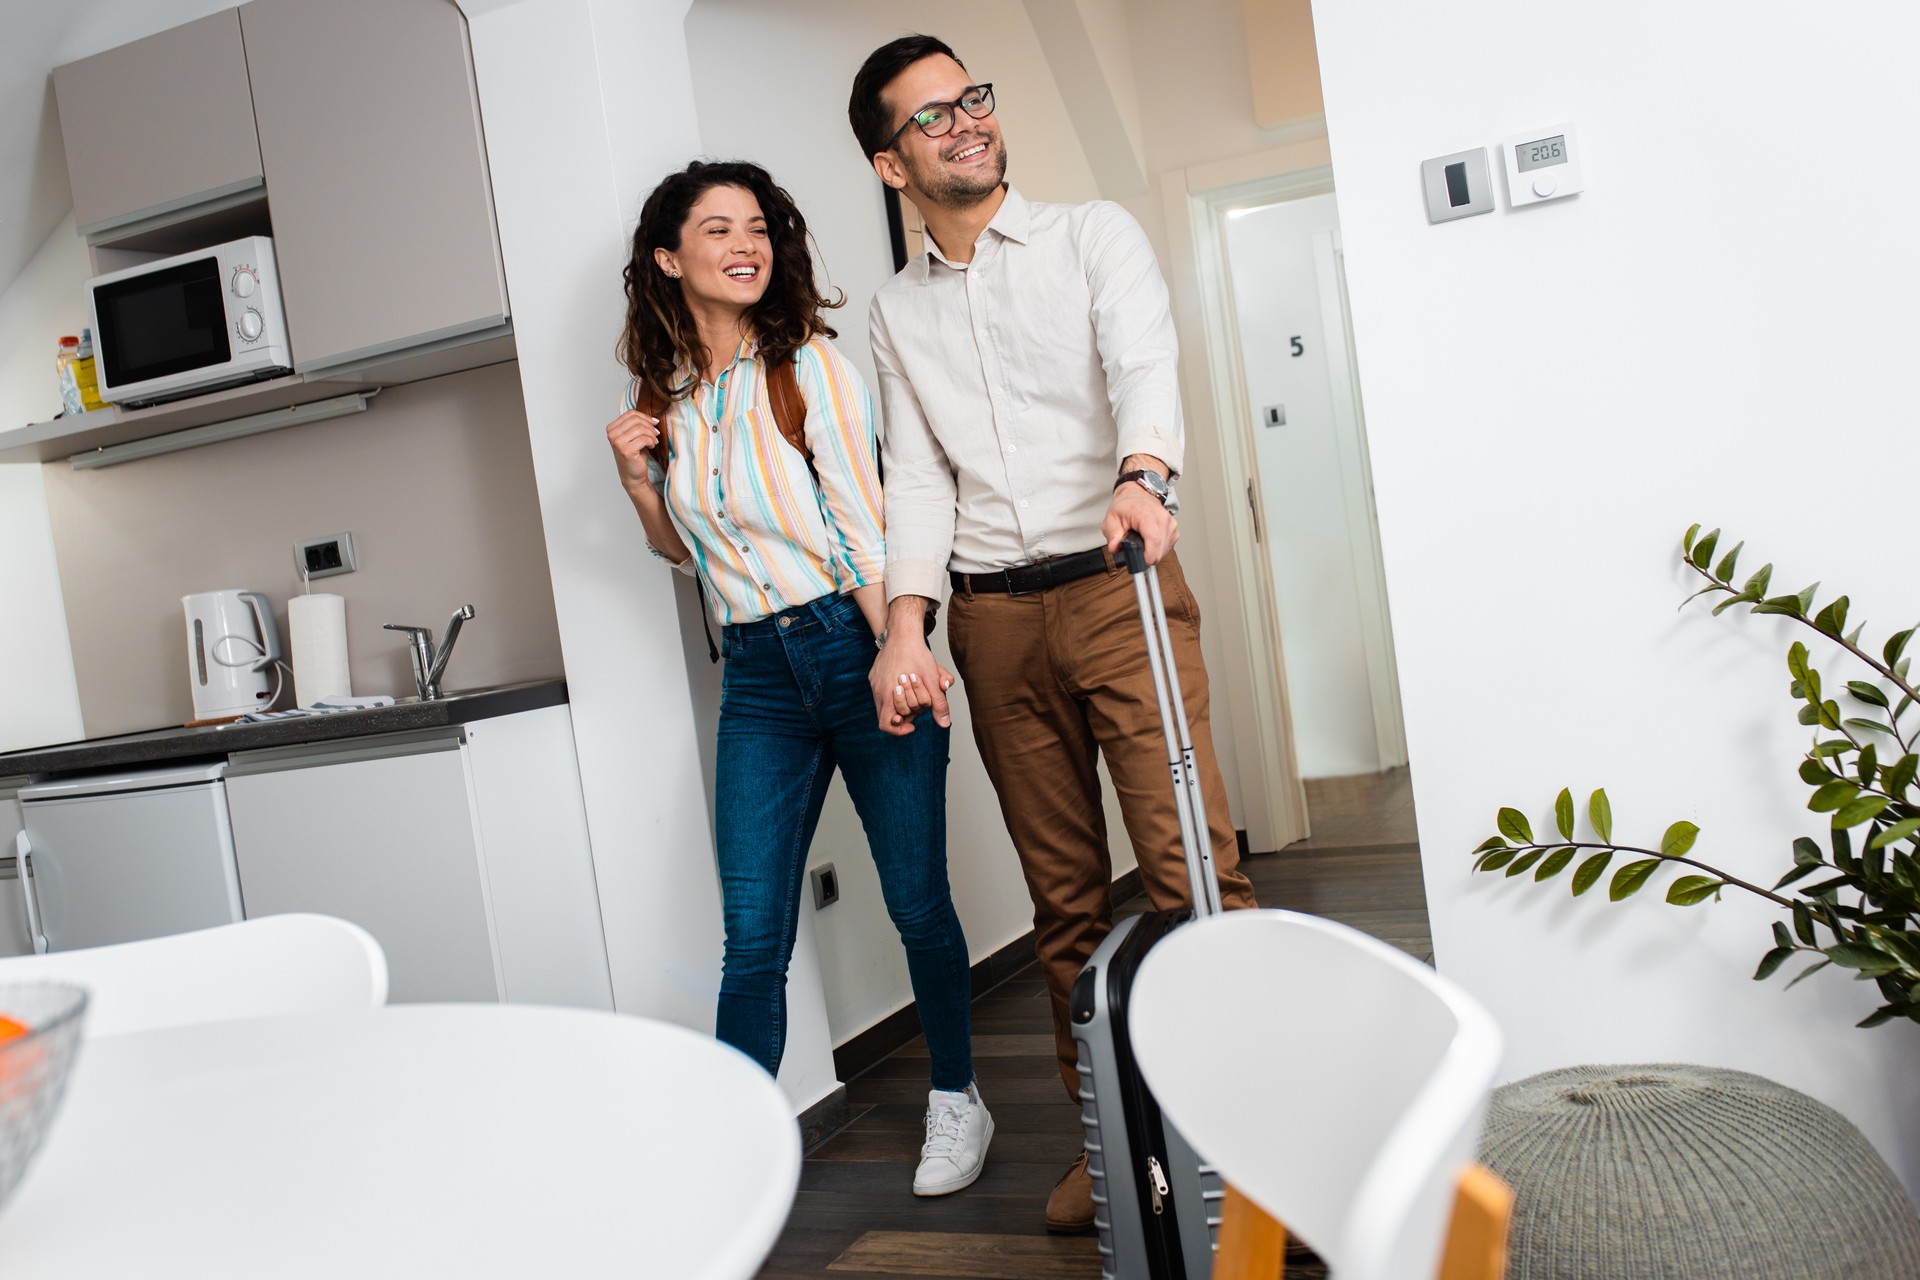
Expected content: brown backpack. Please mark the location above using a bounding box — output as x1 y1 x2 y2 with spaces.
631 355 809 479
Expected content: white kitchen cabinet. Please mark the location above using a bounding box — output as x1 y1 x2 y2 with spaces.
237 0 510 378
51 10 265 241
223 705 610 1009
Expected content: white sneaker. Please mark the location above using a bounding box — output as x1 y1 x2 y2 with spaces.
913 1081 994 1196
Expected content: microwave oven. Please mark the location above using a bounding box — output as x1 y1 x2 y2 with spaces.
85 235 293 409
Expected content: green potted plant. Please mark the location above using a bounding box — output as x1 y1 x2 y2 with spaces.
1471 526 1919 1027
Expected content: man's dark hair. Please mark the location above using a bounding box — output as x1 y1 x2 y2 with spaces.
848 34 965 160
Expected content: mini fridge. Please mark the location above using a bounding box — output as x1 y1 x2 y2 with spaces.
13 761 244 953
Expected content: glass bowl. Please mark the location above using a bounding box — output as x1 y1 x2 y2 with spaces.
0 982 89 1212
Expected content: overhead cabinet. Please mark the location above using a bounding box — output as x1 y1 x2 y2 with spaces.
239 0 511 378
52 10 265 242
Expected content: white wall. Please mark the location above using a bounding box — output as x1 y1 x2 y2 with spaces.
1225 193 1379 777
456 0 837 1111
0 216 86 756
1311 0 1920 1194
684 0 1143 1048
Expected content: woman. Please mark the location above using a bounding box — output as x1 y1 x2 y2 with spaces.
606 161 991 1196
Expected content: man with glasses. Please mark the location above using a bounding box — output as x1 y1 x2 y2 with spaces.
848 34 1259 1233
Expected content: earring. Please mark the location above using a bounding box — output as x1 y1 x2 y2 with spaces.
666 269 681 278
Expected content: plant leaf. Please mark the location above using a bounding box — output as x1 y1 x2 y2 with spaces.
1497 807 1533 844
1505 850 1543 877
1588 789 1613 844
1682 523 1701 555
1787 641 1810 683
1660 821 1700 857
1785 958 1831 989
1826 943 1900 976
1813 596 1850 639
1885 628 1914 668
1473 836 1509 854
1554 788 1574 841
1848 681 1891 709
1690 529 1720 571
1772 921 1794 950
1869 817 1920 849
1835 793 1889 829
1536 847 1576 881
1756 594 1809 619
1808 781 1860 812
1857 743 1878 789
1845 718 1896 738
1799 758 1833 786
1797 582 1820 616
1712 541 1743 584
1774 862 1820 890
1753 946 1793 980
1793 836 1824 867
1742 563 1774 599
1476 849 1516 872
1792 900 1818 945
1666 875 1721 905
1610 858 1661 901
1571 851 1613 896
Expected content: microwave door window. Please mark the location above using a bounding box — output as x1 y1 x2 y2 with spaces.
97 257 232 389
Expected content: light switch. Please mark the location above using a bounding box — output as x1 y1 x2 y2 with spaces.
1421 148 1494 224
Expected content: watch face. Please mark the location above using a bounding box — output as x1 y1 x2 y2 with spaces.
1138 470 1168 496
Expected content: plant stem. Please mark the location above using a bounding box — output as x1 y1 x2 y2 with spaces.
1502 840 1798 908
1686 563 1920 704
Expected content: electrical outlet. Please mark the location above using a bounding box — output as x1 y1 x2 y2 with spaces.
294 532 358 580
810 863 839 910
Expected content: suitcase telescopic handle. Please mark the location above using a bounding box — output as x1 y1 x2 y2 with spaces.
1119 533 1224 917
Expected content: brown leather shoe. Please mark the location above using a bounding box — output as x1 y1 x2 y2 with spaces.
1045 1150 1095 1234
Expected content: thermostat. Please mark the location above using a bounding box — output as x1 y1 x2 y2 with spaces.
1502 123 1584 206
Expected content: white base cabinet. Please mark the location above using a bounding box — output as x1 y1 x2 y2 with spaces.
224 705 611 1008
0 784 32 959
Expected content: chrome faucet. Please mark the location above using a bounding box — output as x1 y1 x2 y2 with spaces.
383 604 475 701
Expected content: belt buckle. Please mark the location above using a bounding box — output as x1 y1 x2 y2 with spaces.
1005 558 1052 597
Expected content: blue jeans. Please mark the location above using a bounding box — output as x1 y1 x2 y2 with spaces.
713 591 973 1092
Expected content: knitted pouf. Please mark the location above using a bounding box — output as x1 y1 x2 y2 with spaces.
1479 1064 1920 1280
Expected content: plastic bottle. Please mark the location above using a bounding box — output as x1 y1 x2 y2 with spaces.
72 328 106 412
56 335 82 417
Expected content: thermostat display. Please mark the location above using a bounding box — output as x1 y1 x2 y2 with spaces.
1501 123 1583 206
1515 135 1566 172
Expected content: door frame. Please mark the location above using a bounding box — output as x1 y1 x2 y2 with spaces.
1159 137 1336 852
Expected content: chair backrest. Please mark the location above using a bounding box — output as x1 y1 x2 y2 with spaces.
1129 909 1503 1280
0 914 388 1037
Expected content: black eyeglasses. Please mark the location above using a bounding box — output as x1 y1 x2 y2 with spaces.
882 84 995 151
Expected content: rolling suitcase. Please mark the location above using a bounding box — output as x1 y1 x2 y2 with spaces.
1071 534 1227 1280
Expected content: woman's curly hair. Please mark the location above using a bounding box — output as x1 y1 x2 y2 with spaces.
618 160 841 403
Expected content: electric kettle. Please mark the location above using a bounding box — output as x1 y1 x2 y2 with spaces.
182 590 282 720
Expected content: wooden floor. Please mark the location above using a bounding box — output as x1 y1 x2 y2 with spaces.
758 768 1426 1280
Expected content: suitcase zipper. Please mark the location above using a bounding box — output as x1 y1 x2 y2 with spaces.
1147 1156 1169 1214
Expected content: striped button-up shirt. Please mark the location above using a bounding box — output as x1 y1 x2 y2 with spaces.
628 336 884 625
869 186 1184 603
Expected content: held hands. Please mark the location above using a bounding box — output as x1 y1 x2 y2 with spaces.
1103 478 1178 565
870 633 955 736
606 410 663 500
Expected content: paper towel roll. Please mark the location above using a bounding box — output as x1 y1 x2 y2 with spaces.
289 593 351 708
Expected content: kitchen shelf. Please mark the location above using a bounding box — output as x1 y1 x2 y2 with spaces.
0 373 381 465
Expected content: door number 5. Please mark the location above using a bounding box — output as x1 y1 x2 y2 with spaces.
1290 336 1304 357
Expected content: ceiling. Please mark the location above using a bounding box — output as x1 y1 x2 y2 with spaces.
0 0 237 295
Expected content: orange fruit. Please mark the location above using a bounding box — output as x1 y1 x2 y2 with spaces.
0 1015 30 1044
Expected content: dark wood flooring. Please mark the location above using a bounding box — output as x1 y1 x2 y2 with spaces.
759 768 1426 1280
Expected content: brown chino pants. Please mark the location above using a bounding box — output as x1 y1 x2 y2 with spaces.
945 550 1258 1099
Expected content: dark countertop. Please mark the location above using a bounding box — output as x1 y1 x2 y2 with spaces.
0 679 568 780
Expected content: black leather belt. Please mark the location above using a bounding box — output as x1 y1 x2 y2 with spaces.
951 546 1113 595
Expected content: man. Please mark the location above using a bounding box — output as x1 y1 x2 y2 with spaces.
848 35 1259 1232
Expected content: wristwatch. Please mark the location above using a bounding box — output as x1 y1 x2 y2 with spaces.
1116 468 1171 505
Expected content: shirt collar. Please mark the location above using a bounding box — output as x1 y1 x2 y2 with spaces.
916 185 1028 278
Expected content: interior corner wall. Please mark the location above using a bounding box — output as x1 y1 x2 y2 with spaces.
1310 0 1920 1195
456 0 837 1111
0 216 88 756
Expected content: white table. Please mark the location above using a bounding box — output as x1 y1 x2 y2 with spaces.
0 1004 799 1278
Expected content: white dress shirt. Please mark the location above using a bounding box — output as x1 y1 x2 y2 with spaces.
869 186 1184 603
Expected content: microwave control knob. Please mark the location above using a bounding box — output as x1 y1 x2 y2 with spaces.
230 267 258 298
236 309 265 342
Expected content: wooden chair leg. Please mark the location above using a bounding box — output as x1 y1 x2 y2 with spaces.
1436 1162 1514 1280
1212 1182 1287 1280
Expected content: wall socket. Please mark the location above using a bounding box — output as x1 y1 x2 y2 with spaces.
295 532 358 579
810 863 840 910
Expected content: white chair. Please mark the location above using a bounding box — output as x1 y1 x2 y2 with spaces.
1129 909 1510 1280
0 914 388 1037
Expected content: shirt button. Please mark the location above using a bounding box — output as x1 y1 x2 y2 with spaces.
1006 444 1017 454
710 424 718 433
1019 499 1029 509
741 545 750 554
761 582 771 590
712 468 719 476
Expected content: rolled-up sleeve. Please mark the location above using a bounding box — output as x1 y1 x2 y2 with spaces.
1081 202 1184 477
870 299 958 603
795 340 885 592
